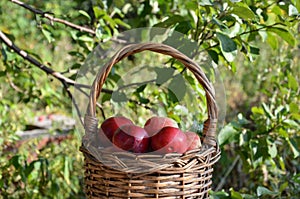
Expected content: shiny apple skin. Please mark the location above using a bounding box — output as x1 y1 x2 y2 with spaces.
185 131 201 152
144 116 178 136
100 116 133 142
151 126 187 154
113 124 150 153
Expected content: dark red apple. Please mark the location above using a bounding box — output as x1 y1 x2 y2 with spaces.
112 124 150 153
185 131 202 152
144 116 178 136
100 116 133 142
151 127 187 154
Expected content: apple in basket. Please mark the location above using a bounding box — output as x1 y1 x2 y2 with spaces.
151 126 187 154
99 116 133 145
144 116 178 136
113 124 150 153
185 131 202 152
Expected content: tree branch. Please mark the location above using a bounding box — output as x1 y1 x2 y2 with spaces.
0 30 111 124
0 31 88 89
9 0 129 45
10 0 96 35
200 22 292 53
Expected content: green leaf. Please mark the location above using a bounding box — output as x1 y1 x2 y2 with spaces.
208 50 219 64
279 128 289 138
218 123 238 145
199 0 214 6
112 91 127 102
287 138 300 158
136 84 147 93
251 106 264 115
292 0 300 12
93 7 106 18
155 67 175 85
64 157 70 185
216 32 237 62
212 17 228 30
154 15 186 28
250 46 260 55
231 5 256 20
283 119 299 128
209 190 230 199
267 27 296 46
262 103 274 119
292 173 300 183
288 4 299 16
102 93 111 103
10 155 21 169
114 18 131 29
175 21 192 34
256 186 278 196
267 139 277 158
78 35 94 42
41 29 54 43
0 71 6 77
258 30 267 42
78 10 91 21
230 188 243 199
287 73 298 91
240 194 257 199
168 74 186 102
279 156 286 170
266 32 278 50
279 182 289 193
25 161 36 178
138 96 150 104
289 102 299 113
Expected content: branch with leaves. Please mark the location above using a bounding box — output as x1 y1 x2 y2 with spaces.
0 30 85 125
0 30 113 124
10 0 96 35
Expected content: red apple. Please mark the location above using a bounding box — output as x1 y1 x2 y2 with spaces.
100 116 133 142
144 116 178 136
112 124 150 153
47 114 55 120
38 115 46 122
185 131 202 152
151 127 187 154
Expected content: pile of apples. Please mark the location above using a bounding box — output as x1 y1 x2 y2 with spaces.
97 116 201 154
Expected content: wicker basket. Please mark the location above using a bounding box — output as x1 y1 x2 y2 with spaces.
80 43 221 198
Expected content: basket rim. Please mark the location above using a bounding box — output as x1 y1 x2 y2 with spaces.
80 143 221 174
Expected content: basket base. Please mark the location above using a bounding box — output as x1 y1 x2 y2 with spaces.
80 145 220 199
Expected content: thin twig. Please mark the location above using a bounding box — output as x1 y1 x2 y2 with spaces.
0 31 89 89
10 0 96 35
200 21 296 53
215 155 240 191
117 79 156 91
9 0 129 45
61 81 84 126
0 30 110 124
75 85 106 119
7 74 24 93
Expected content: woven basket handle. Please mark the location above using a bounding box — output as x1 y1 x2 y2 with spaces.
84 43 218 147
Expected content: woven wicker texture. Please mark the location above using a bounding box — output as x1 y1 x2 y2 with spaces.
80 43 221 198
